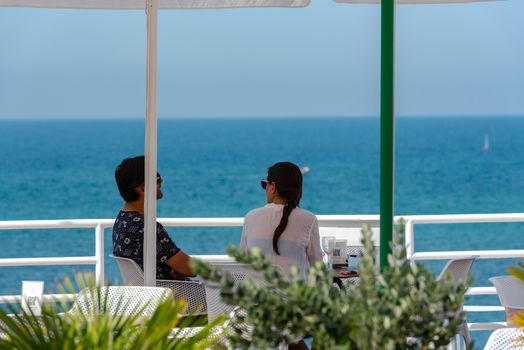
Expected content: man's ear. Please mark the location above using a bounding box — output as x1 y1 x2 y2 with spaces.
135 185 145 195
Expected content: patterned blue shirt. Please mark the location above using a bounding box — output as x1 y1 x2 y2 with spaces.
112 210 181 280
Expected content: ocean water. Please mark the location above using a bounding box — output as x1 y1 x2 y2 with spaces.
2 116 524 347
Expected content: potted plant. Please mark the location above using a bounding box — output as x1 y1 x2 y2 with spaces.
192 224 469 350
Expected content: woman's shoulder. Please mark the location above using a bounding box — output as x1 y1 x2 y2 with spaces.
244 206 268 218
292 207 317 221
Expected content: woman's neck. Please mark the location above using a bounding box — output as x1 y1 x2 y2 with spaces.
271 196 287 205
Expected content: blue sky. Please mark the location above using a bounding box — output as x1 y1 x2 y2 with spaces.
0 0 522 119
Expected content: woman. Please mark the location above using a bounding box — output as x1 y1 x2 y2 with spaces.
240 161 324 277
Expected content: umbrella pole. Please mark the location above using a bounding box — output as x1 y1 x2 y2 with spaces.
144 0 159 287
379 0 395 270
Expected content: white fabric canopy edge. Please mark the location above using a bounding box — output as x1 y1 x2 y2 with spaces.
335 0 499 3
0 0 309 9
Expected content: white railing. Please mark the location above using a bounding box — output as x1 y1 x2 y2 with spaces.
0 215 380 284
402 213 524 331
0 219 114 305
1 213 523 332
403 213 524 292
0 215 379 304
0 219 113 289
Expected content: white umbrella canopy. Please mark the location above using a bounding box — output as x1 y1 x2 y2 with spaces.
335 0 495 3
0 0 308 8
0 0 310 286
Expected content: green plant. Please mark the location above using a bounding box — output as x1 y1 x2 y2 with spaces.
192 224 469 350
508 262 524 333
0 273 224 350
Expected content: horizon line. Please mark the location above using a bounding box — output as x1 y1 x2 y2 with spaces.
2 114 524 121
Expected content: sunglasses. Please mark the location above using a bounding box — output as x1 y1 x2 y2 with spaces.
261 180 269 190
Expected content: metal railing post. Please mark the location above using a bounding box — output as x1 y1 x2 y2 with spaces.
404 220 415 260
95 224 104 286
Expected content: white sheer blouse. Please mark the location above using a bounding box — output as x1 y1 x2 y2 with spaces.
240 203 324 277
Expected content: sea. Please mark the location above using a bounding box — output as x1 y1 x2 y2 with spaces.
2 116 524 347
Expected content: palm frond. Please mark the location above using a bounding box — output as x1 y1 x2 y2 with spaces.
0 273 222 350
508 263 524 344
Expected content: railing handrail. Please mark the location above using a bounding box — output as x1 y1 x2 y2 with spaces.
2 212 522 230
411 250 524 260
401 213 524 259
0 215 381 230
0 219 115 230
400 213 524 224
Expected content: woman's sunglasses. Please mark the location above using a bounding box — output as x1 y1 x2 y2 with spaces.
260 180 268 190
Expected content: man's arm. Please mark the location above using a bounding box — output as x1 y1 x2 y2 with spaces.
165 250 195 277
156 223 195 278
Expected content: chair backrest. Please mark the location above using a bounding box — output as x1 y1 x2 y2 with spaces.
111 254 145 285
437 257 476 284
110 254 208 316
489 275 524 310
484 328 524 350
437 257 476 349
204 264 267 323
70 286 172 317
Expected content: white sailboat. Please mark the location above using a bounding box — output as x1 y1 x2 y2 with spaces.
483 134 490 153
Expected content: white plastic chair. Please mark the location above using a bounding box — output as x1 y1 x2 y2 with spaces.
437 258 476 285
484 328 524 350
0 287 173 342
489 275 524 327
111 255 207 315
437 257 476 350
69 286 172 318
204 264 291 348
205 263 267 323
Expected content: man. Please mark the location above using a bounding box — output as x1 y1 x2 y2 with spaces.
112 155 194 280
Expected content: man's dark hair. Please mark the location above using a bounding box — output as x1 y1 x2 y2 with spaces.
115 156 145 202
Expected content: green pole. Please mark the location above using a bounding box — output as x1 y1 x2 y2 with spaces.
380 0 395 270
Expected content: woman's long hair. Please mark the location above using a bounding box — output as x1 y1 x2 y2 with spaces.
268 162 303 255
